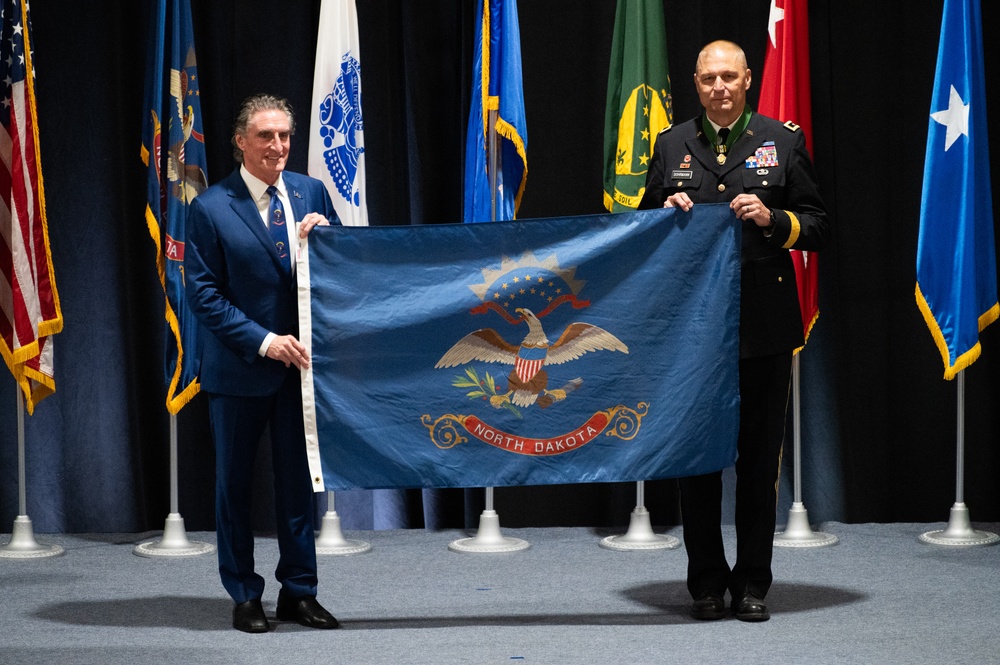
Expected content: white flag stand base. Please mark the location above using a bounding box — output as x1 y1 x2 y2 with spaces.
599 506 680 551
919 503 999 547
316 509 371 556
0 516 64 559
449 510 529 553
774 503 838 548
133 513 216 558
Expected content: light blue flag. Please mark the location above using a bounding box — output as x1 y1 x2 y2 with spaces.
298 206 740 491
141 0 208 412
463 0 528 223
916 0 998 380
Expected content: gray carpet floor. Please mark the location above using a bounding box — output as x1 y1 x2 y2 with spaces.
1 522 998 664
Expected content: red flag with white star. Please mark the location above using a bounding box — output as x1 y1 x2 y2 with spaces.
758 0 819 346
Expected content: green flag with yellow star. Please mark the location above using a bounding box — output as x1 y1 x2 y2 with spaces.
602 0 672 212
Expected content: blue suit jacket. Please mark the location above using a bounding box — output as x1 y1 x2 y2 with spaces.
185 169 338 397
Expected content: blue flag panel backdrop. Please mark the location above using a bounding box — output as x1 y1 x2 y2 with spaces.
298 205 740 491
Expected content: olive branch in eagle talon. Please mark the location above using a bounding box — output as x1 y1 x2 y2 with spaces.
452 367 523 418
435 307 628 410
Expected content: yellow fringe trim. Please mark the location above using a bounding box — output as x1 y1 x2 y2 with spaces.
493 114 528 216
11 0 63 414
792 307 821 356
145 204 201 414
479 0 490 134
915 281 1000 380
478 1 528 217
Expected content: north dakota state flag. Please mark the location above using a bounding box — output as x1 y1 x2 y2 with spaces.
298 206 739 491
602 0 672 212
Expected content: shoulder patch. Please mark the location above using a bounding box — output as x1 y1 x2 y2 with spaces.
783 120 800 132
658 125 672 135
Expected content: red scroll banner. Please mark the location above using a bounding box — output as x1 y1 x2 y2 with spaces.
422 403 648 457
465 412 608 456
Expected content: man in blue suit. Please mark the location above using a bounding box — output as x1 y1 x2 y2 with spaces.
185 94 340 633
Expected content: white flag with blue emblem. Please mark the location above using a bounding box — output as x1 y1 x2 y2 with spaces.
308 0 368 227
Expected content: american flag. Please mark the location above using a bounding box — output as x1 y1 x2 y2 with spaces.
1 0 62 414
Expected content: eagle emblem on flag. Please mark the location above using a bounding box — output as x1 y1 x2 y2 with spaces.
434 252 629 419
436 307 628 411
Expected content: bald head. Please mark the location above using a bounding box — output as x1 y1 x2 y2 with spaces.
695 40 748 75
693 40 752 127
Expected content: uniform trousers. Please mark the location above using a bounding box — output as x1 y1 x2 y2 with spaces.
679 351 793 601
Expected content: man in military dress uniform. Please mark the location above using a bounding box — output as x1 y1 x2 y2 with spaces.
639 40 830 622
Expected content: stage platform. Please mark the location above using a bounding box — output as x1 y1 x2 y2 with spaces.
1 523 998 664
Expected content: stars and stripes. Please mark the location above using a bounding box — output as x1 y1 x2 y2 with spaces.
515 350 546 383
1 0 62 413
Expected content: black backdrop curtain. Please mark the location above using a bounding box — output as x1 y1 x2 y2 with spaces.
2 1 999 534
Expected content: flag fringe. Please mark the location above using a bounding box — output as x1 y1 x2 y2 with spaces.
916 282 999 380
478 0 528 218
493 115 528 216
792 307 821 355
145 204 201 413
479 0 490 135
2 0 63 414
603 189 614 212
19 364 55 415
22 0 62 336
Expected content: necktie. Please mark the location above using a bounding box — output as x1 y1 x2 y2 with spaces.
715 127 730 165
266 185 291 274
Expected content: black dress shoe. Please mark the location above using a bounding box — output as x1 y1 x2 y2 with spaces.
233 598 270 633
276 590 340 629
691 592 727 620
733 593 770 622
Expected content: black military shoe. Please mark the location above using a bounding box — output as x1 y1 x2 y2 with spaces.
733 593 770 622
691 592 727 620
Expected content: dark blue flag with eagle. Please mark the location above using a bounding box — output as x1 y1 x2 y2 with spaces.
298 206 740 491
141 0 207 413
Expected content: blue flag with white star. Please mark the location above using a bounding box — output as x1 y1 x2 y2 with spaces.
297 206 740 491
916 0 997 380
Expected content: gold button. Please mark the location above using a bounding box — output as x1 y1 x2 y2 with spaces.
778 276 783 282
717 184 726 192
676 182 683 187
314 477 321 484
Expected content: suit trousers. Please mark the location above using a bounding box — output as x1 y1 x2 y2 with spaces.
208 368 318 603
678 351 793 601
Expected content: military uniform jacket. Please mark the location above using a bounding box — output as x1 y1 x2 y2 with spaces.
639 112 830 358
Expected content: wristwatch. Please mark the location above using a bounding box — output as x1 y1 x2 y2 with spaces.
762 210 776 238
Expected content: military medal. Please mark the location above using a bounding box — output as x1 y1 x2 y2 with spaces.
745 141 779 168
703 108 752 170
